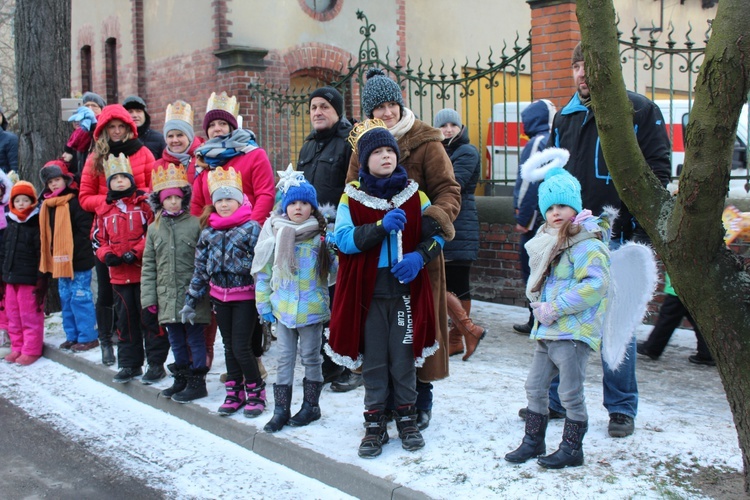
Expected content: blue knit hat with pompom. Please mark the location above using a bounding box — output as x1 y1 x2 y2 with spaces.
538 167 582 218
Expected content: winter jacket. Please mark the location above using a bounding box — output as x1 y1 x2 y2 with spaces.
255 217 338 328
441 126 480 262
531 233 611 351
185 218 261 308
346 115 460 382
154 136 205 186
515 100 555 231
141 208 211 325
41 187 96 271
0 129 18 173
94 191 154 285
297 117 353 207
1 210 41 285
548 91 671 241
79 105 155 213
136 115 167 161
190 148 275 225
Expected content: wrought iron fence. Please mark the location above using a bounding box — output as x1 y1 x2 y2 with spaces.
248 10 749 195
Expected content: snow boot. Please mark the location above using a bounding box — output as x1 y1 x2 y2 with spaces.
395 405 425 451
218 380 246 415
505 409 549 463
172 367 209 403
448 324 464 356
243 380 267 418
160 363 189 399
537 418 588 469
446 292 486 361
289 378 323 427
264 384 292 433
97 306 116 366
358 410 390 458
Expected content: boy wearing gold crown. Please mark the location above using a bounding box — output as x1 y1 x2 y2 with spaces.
38 160 98 353
326 120 443 458
182 166 264 417
142 163 212 402
191 92 275 226
94 153 169 384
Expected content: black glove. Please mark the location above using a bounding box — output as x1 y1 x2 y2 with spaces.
122 251 137 265
34 275 49 307
421 215 442 239
104 253 123 267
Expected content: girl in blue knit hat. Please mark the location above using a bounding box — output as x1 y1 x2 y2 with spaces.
505 148 612 469
252 166 338 433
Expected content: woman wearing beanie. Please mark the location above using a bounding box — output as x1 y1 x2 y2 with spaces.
433 109 486 361
1 181 46 365
154 100 204 184
79 104 155 367
191 92 275 226
346 68 461 430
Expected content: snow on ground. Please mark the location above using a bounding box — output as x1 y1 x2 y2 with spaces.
2 301 742 499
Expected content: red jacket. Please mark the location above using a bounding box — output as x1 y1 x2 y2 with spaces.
94 191 154 285
153 136 205 186
79 105 155 213
190 147 275 225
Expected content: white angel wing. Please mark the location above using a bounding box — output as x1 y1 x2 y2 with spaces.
601 242 659 371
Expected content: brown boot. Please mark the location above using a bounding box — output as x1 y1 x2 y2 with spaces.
446 293 486 361
448 324 464 356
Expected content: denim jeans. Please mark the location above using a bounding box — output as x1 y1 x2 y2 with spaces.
165 322 208 369
59 270 98 343
526 339 592 422
275 322 324 385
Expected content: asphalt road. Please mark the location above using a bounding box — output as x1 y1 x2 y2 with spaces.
0 396 164 499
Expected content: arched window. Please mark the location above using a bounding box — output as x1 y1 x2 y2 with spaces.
80 45 92 93
105 38 118 103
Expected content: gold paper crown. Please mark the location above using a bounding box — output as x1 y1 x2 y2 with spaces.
206 91 239 117
208 166 243 195
165 100 194 125
104 153 133 179
152 163 189 192
347 118 389 153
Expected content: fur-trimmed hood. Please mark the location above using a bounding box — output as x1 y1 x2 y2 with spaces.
148 185 192 213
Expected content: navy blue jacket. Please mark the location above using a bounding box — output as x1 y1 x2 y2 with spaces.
548 91 671 241
442 126 480 262
0 129 18 173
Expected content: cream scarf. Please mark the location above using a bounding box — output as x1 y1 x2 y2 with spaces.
251 214 321 287
389 107 416 141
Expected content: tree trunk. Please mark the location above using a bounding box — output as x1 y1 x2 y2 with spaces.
14 0 71 188
14 0 71 312
576 0 750 491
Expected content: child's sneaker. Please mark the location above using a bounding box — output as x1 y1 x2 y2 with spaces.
218 380 246 415
243 381 266 418
71 340 99 352
16 354 42 366
141 364 166 385
59 340 77 350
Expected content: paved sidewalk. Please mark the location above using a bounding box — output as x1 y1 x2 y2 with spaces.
40 302 740 499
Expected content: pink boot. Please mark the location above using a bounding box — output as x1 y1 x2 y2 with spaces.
4 351 21 363
243 381 267 418
16 354 41 366
217 380 246 415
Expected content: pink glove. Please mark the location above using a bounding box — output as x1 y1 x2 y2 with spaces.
530 302 560 326
147 305 158 314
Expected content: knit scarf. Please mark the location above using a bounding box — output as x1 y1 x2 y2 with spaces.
251 214 321 287
208 202 254 230
165 148 192 167
196 129 259 168
108 138 143 157
358 164 409 199
389 107 416 141
39 193 76 278
525 224 597 302
10 204 37 222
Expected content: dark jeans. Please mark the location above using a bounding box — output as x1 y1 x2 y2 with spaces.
165 322 208 369
642 294 711 359
213 299 261 385
113 283 169 368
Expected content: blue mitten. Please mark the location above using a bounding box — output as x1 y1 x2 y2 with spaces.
179 304 196 325
68 106 97 132
261 312 276 324
391 252 424 284
382 208 406 233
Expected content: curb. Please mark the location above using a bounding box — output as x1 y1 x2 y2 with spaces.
42 344 431 500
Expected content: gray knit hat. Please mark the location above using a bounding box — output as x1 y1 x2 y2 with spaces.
433 108 462 128
82 91 106 109
361 68 404 118
571 42 584 65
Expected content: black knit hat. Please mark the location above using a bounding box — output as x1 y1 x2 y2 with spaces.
357 126 400 170
309 86 344 118
361 68 404 118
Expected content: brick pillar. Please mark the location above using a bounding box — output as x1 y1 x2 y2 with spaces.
527 0 580 109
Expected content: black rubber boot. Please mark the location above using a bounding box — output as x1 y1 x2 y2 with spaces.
395 405 425 451
358 410 389 458
537 418 588 469
97 306 116 366
161 363 189 399
172 367 209 403
264 384 293 433
289 378 323 427
505 409 549 463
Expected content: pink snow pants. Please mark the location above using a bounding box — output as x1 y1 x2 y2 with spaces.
6 283 44 356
